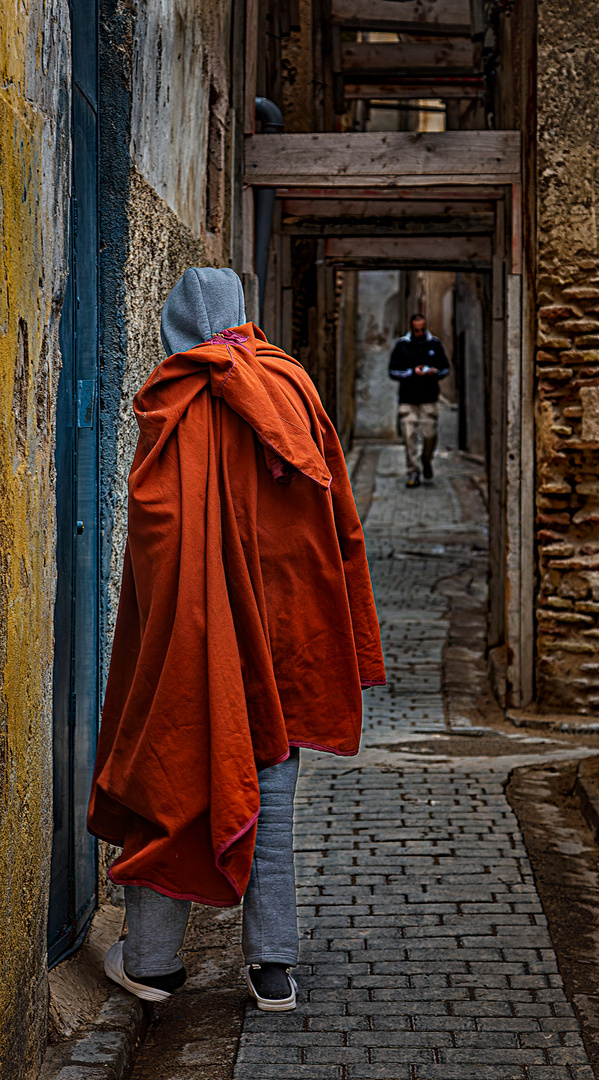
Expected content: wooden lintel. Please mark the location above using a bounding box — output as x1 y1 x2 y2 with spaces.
281 214 495 238
244 132 521 188
340 40 476 74
244 0 259 133
280 198 496 218
325 234 492 268
276 185 505 201
331 0 471 34
344 81 483 100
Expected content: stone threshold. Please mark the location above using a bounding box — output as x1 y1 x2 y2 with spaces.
39 904 150 1080
508 708 599 735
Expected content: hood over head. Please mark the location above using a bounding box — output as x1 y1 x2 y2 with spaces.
160 267 246 357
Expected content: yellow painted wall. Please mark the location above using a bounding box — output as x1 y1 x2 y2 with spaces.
0 1 70 1075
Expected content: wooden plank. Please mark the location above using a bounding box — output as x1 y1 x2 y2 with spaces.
344 81 483 99
245 131 522 187
244 0 259 134
282 214 495 236
341 40 476 74
277 185 504 201
280 234 293 357
325 235 492 266
511 182 522 275
488 254 506 651
281 197 496 218
520 255 535 707
331 0 471 33
505 273 522 705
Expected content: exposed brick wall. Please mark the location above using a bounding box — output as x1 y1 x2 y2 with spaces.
535 1 599 712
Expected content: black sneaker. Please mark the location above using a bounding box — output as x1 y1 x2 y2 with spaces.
246 964 298 1011
406 473 420 488
422 459 433 482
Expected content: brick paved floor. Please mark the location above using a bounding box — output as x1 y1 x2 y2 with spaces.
233 441 596 1080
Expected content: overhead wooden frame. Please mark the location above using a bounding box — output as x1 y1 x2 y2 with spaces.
340 40 477 75
324 234 493 269
344 81 484 99
330 0 471 35
244 131 521 188
282 214 495 237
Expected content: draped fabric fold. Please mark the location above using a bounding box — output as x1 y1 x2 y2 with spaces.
88 323 385 905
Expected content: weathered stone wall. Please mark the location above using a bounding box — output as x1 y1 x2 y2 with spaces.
535 0 599 712
100 0 235 661
354 271 401 440
0 0 70 1075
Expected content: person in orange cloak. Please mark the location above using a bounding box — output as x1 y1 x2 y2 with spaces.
88 267 385 1009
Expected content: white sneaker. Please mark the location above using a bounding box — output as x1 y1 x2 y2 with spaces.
245 965 298 1012
104 940 173 1003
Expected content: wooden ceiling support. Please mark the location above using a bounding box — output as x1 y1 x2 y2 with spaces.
340 40 477 75
343 81 483 99
280 198 496 217
282 214 496 237
276 185 505 201
330 0 471 35
244 131 522 188
324 234 493 269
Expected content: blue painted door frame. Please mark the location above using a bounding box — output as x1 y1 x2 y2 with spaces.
48 0 100 967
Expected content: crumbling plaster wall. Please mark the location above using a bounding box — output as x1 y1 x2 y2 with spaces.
101 0 234 658
535 0 599 711
354 271 401 440
0 0 70 1075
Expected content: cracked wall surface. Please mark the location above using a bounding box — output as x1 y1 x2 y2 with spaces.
535 0 599 711
0 0 70 1075
100 0 235 665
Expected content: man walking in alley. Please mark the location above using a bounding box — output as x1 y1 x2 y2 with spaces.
87 268 385 1013
389 314 450 488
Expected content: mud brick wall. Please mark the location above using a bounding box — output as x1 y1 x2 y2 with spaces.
535 1 599 712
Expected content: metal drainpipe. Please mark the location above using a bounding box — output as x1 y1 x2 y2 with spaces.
253 97 284 323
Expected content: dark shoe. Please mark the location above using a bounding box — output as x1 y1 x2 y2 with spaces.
406 473 420 488
104 941 187 1002
422 459 433 482
246 963 298 1011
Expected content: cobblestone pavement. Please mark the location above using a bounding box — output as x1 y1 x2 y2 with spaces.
232 439 597 1080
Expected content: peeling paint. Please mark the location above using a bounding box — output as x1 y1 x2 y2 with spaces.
0 0 70 1075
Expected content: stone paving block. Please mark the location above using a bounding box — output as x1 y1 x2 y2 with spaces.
345 1067 411 1079
229 447 594 1080
55 1071 115 1080
70 1032 129 1069
234 1067 342 1079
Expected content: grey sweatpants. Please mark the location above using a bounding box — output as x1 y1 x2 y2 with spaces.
123 749 300 978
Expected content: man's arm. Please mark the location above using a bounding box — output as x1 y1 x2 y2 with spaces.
388 341 413 381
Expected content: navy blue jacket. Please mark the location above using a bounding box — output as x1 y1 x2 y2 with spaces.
388 331 450 405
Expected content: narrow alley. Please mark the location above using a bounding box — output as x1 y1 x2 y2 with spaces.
118 421 599 1080
7 4 599 1078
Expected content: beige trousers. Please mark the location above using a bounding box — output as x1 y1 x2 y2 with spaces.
399 402 439 476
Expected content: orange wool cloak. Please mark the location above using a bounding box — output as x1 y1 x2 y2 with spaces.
87 323 385 905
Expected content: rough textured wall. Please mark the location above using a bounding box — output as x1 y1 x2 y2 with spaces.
100 0 234 663
0 0 70 1075
107 166 210 643
354 271 401 440
534 0 599 712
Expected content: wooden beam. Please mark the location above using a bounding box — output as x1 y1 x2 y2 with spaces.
283 215 495 237
344 81 483 99
277 185 505 201
330 0 471 34
281 198 496 218
244 0 259 134
325 235 492 267
245 131 522 188
341 40 477 74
